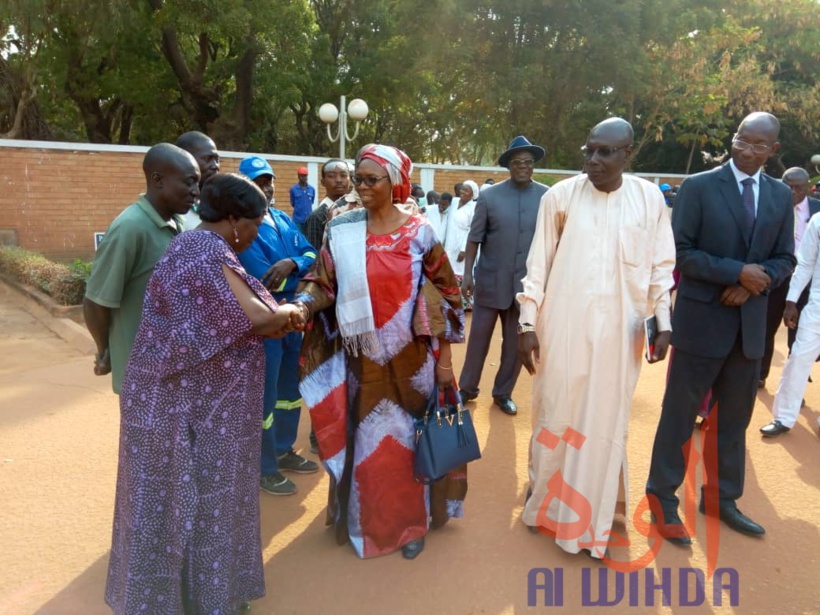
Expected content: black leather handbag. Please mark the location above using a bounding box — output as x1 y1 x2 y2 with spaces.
414 385 481 483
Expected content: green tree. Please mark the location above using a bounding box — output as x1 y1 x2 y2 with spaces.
0 0 53 139
1 0 817 174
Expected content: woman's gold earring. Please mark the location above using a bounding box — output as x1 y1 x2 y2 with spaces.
233 227 240 244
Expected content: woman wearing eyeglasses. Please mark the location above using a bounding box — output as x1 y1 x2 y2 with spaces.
293 144 467 560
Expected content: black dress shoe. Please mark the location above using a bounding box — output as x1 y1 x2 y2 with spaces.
493 396 518 415
760 420 790 437
650 511 692 546
401 538 425 559
459 390 477 405
582 547 611 560
699 500 765 536
524 488 539 532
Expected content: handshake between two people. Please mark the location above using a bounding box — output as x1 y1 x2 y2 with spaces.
720 263 770 307
267 301 309 338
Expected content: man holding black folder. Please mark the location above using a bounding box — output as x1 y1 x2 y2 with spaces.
517 118 675 559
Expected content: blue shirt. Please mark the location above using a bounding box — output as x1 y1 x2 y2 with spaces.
289 183 316 224
237 208 317 302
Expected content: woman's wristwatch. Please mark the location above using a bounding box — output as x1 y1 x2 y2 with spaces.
517 323 536 334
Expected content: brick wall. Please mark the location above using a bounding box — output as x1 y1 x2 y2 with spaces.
0 145 322 262
0 141 686 262
2 147 144 262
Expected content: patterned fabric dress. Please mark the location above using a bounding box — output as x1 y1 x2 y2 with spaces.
297 210 467 558
105 230 277 614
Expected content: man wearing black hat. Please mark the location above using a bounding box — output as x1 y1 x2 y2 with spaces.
458 136 549 415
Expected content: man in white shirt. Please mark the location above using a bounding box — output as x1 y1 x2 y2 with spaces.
759 167 820 387
517 119 674 558
761 168 820 436
426 191 451 241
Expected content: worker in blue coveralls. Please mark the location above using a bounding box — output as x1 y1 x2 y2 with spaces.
238 155 319 496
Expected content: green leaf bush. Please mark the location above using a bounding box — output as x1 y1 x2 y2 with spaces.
0 247 88 306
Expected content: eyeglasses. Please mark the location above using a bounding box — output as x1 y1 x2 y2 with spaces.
580 144 631 159
732 139 772 155
509 159 535 168
351 174 389 187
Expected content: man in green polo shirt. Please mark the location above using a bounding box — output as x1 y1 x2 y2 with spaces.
83 143 201 393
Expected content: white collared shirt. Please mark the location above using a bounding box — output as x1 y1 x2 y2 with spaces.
787 214 820 329
794 197 810 254
729 159 762 215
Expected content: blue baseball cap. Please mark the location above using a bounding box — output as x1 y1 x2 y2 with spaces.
660 183 671 191
239 156 275 180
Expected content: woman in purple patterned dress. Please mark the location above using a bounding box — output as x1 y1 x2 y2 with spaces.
105 174 302 615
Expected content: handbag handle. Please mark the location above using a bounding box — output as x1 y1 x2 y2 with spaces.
422 385 441 425
439 385 467 427
436 385 471 447
423 384 464 426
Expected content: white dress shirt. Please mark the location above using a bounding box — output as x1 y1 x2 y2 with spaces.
793 197 810 254
787 214 820 329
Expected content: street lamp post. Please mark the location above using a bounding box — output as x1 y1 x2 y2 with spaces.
318 95 369 160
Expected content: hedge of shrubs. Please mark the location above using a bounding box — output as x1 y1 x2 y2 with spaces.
0 246 89 306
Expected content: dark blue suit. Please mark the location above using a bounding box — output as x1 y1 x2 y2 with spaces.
760 196 820 379
646 162 795 511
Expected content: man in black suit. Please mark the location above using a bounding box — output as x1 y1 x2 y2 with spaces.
759 167 820 387
646 112 795 543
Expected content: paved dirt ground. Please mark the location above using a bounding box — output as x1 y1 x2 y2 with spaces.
1 282 818 615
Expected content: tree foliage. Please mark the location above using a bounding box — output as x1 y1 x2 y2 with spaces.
1 0 817 173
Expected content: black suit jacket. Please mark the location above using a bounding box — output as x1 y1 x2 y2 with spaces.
807 196 820 219
671 162 795 359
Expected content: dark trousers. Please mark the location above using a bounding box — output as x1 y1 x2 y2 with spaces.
761 277 811 379
458 301 522 398
646 335 759 513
